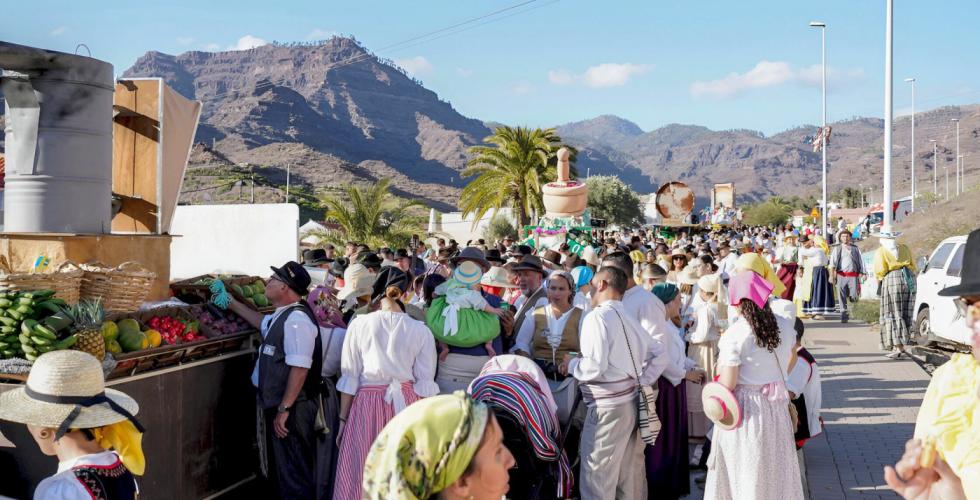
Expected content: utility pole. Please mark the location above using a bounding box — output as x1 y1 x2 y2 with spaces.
930 139 938 196
952 118 960 195
286 163 291 203
881 0 894 232
251 174 255 204
810 21 828 237
905 78 915 212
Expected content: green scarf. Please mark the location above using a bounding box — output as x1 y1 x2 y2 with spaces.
362 392 489 499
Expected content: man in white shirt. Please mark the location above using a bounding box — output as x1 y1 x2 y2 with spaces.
231 261 325 499
560 266 663 500
600 251 670 372
717 243 739 282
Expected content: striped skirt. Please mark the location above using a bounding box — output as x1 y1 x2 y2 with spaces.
879 268 916 350
803 266 836 315
333 382 421 500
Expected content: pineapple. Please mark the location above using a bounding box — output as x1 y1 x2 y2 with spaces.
68 299 106 361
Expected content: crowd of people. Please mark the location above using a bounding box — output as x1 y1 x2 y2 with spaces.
0 223 974 500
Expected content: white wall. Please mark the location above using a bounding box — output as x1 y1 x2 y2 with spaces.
438 208 516 244
170 204 299 280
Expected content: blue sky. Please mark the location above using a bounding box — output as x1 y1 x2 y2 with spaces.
5 0 979 135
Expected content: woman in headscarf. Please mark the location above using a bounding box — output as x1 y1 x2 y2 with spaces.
704 271 804 500
646 283 703 500
873 232 918 358
362 392 515 500
0 350 144 499
333 278 440 500
570 265 594 312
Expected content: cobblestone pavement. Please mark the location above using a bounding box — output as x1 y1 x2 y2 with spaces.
801 319 931 500
684 319 931 500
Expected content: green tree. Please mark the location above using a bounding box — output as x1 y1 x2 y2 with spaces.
743 199 792 226
586 175 644 227
482 214 517 244
460 126 576 228
317 178 426 248
833 187 863 208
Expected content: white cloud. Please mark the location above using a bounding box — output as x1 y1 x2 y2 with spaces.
306 28 337 41
176 36 195 46
691 60 865 99
511 82 534 95
227 35 268 51
395 56 433 77
456 68 474 78
547 63 651 88
50 26 67 36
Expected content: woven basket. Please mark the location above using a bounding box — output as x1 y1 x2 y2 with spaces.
0 257 83 305
80 261 157 313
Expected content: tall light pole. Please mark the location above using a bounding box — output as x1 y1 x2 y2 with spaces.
930 139 938 196
952 118 960 195
905 78 915 212
810 21 828 236
958 155 964 195
881 1 894 233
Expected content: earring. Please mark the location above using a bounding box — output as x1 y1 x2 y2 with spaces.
38 429 52 440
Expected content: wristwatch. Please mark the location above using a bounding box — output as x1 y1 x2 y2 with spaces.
277 403 291 413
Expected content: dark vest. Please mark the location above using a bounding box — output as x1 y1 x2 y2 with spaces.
71 461 138 500
257 303 323 410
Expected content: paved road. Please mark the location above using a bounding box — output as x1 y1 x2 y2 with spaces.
685 319 931 500
801 319 931 499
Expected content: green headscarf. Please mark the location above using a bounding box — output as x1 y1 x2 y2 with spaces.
652 282 679 304
362 392 490 499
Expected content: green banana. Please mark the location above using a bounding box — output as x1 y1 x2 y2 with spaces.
21 343 36 355
2 334 18 343
18 333 33 345
0 298 12 308
7 309 23 321
33 324 58 340
20 320 35 337
26 290 56 300
17 297 34 306
0 316 16 327
43 313 73 332
0 341 9 349
34 300 67 315
15 305 33 316
1 326 16 334
36 345 56 353
30 335 52 346
54 335 77 349
24 352 37 361
1 349 16 357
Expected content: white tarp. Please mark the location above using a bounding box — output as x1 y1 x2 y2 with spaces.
170 204 299 280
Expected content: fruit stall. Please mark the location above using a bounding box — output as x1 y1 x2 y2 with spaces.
0 43 268 499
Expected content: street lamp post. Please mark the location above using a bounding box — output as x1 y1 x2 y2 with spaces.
905 78 915 212
881 1 894 232
952 118 960 195
810 21 828 236
930 139 938 196
959 155 964 195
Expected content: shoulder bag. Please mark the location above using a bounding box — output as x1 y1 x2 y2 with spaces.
612 309 661 445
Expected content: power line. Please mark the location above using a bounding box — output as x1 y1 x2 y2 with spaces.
203 0 554 102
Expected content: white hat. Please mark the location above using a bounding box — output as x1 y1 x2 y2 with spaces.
453 260 484 287
480 266 517 288
697 274 721 295
336 263 375 301
581 246 601 267
702 382 741 431
677 267 700 286
0 351 142 438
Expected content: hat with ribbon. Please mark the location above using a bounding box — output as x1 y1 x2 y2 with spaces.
452 260 485 287
702 382 742 430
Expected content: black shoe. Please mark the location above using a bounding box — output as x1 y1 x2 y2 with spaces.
841 312 848 323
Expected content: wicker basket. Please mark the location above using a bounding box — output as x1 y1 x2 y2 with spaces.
0 257 83 304
80 261 157 312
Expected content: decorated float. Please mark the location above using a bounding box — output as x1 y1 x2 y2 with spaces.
521 148 596 255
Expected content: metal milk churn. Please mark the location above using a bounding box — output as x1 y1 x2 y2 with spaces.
0 41 113 233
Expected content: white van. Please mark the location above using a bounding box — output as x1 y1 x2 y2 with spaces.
914 235 971 350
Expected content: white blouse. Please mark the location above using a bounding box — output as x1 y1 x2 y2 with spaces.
799 246 828 267
511 304 585 355
337 311 439 400
34 451 136 500
688 302 721 344
717 299 797 386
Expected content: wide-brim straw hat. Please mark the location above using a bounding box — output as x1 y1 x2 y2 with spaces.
581 246 601 267
481 266 518 288
677 267 700 286
453 260 484 287
337 263 375 301
671 248 687 256
0 350 139 430
702 382 741 431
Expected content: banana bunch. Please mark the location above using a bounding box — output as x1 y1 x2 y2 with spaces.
0 290 73 361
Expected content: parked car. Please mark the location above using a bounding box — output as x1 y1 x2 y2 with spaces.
914 235 971 351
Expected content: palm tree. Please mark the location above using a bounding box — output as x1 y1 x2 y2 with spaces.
317 178 426 248
460 126 577 229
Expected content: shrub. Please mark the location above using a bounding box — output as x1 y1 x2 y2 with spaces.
850 299 881 325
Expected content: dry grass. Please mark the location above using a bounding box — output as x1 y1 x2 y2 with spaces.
858 186 980 259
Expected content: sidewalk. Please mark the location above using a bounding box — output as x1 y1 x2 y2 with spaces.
802 319 931 499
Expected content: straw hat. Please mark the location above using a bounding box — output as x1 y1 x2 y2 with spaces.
453 260 484 287
581 246 601 267
697 273 721 295
337 263 375 301
0 351 141 435
702 382 741 431
677 267 700 286
671 248 687 256
480 266 517 288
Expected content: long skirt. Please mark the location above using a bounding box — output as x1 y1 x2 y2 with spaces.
333 383 422 500
777 263 798 301
704 384 804 500
803 266 836 315
436 353 489 394
879 268 916 350
645 378 689 499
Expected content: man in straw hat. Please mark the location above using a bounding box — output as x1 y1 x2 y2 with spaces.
0 350 144 499
229 261 327 499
